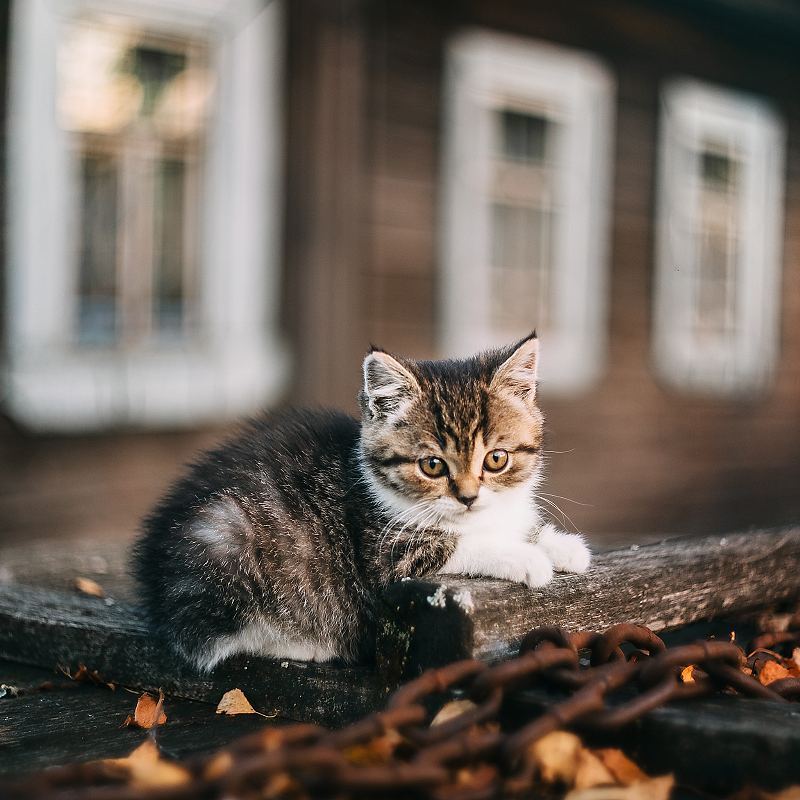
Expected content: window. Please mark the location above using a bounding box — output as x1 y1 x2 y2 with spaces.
440 31 615 393
653 80 786 396
5 0 287 431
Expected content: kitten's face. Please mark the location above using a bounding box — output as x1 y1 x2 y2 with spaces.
359 336 543 529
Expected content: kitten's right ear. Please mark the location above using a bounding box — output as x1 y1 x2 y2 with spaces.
361 349 420 419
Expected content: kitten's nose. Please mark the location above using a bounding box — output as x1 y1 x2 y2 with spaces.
456 492 478 509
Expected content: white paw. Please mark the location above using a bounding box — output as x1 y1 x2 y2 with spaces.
439 541 553 588
516 544 555 587
537 523 591 574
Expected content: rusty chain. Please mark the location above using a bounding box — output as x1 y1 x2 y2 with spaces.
7 622 800 800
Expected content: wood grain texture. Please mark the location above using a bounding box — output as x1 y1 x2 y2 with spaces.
0 659 279 777
511 689 800 793
0 584 386 728
2 527 799 726
377 527 800 679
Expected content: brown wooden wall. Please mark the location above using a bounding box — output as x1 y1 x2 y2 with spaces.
1 0 798 548
287 0 800 541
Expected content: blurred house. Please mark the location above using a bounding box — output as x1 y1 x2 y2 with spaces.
0 0 799 546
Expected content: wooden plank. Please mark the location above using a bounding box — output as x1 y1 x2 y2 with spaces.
509 688 800 793
0 661 279 776
377 527 800 680
0 584 386 729
2 528 799 728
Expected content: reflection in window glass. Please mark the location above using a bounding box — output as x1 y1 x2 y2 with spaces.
59 19 212 346
694 146 739 342
78 152 118 344
490 109 555 332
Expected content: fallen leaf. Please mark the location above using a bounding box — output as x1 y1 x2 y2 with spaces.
216 688 258 716
59 663 117 690
529 730 582 785
124 691 167 729
203 751 234 781
593 749 649 785
758 660 792 685
680 665 695 683
103 739 189 788
574 749 616 789
74 577 105 598
431 699 477 726
343 730 402 765
454 763 498 791
565 774 674 800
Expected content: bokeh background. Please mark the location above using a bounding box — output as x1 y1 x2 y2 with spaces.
1 0 799 553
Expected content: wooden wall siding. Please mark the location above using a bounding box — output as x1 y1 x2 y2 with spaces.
0 0 798 548
0 420 225 546
354 0 800 539
281 0 369 408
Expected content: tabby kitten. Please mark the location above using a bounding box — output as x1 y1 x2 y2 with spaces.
133 335 590 671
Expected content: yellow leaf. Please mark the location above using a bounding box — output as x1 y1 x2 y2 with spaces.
431 699 477 727
216 688 258 715
102 740 190 789
74 577 105 598
203 751 233 780
343 730 402 765
528 730 582 785
680 665 695 683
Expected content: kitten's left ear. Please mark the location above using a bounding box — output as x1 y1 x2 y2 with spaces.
362 349 420 419
489 333 539 407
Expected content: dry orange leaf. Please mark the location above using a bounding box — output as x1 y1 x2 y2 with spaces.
103 739 189 788
124 691 167 729
203 751 234 781
60 663 116 690
343 730 402 766
74 577 105 598
574 749 616 790
529 730 583 785
216 688 259 716
593 749 649 786
758 659 792 685
680 665 695 683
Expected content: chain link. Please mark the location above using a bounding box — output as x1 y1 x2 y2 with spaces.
8 623 800 800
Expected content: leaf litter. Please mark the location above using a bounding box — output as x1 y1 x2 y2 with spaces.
123 690 167 729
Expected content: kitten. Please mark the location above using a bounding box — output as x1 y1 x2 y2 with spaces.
133 334 590 671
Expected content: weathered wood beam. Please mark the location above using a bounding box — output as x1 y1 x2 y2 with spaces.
376 527 800 680
0 584 386 728
1 528 799 727
510 689 800 793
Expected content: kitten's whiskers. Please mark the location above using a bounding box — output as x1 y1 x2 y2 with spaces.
536 494 580 533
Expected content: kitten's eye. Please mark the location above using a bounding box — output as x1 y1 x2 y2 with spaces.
483 449 509 473
419 456 448 478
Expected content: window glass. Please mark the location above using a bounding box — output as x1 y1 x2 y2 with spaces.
59 20 212 347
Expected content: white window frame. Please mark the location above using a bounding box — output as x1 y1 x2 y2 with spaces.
440 30 615 394
4 0 288 431
653 79 786 397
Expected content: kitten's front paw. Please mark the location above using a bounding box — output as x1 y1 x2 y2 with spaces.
518 544 555 588
537 524 591 574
